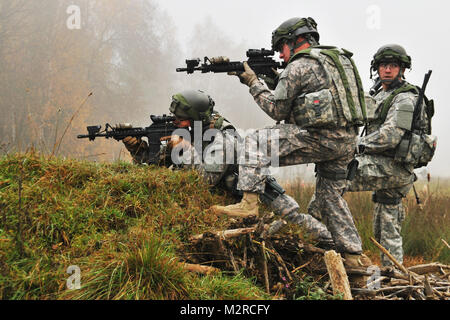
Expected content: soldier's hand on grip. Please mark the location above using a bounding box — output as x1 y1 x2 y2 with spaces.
229 61 259 87
258 67 279 90
122 136 147 153
123 136 140 148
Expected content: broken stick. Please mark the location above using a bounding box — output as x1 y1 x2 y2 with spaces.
370 237 409 274
190 227 256 242
324 250 353 300
182 262 220 275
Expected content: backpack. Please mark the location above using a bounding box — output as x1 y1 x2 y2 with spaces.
377 79 436 168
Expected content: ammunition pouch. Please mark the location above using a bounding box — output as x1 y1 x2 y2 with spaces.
372 192 402 205
395 132 437 169
292 88 338 128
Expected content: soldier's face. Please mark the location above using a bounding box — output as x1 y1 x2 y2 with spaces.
279 43 291 63
378 62 401 83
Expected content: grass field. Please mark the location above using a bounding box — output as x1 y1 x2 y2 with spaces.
0 152 448 299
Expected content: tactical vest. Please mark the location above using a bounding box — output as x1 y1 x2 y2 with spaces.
372 83 436 168
289 46 367 128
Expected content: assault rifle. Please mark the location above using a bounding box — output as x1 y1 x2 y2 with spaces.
411 70 432 133
77 114 177 164
369 77 382 96
176 48 285 79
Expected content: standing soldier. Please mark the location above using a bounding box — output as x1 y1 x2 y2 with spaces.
122 89 335 246
347 44 436 266
210 17 371 266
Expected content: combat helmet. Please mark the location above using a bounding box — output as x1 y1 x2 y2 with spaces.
371 44 411 73
169 90 215 124
271 17 320 52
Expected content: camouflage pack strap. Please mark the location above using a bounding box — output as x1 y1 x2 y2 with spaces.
291 46 367 124
320 48 367 123
378 83 419 124
342 48 368 122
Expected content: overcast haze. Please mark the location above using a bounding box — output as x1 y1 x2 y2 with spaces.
0 1 448 179
155 0 450 178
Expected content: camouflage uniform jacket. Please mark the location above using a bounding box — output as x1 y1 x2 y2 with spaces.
360 83 417 174
249 54 357 142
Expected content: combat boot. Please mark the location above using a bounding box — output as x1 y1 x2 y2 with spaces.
210 192 259 218
342 253 373 268
342 253 373 288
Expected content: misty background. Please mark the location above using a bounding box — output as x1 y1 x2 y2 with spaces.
0 0 448 182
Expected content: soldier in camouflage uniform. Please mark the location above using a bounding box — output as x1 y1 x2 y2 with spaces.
122 89 334 244
346 45 423 266
210 17 371 261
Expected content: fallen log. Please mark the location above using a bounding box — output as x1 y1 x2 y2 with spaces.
324 250 352 300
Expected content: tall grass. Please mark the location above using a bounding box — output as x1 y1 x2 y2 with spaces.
0 152 267 299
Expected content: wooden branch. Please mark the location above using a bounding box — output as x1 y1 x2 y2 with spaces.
301 243 326 254
181 263 220 275
370 237 409 274
408 263 450 275
424 275 434 299
228 248 239 273
324 250 352 300
261 241 270 294
269 244 293 282
190 227 256 242
442 238 450 250
366 276 388 289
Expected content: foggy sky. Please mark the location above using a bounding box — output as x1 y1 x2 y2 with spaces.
154 0 450 178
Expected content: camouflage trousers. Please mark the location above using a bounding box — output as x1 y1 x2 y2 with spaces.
270 193 332 241
236 123 362 254
346 154 415 266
